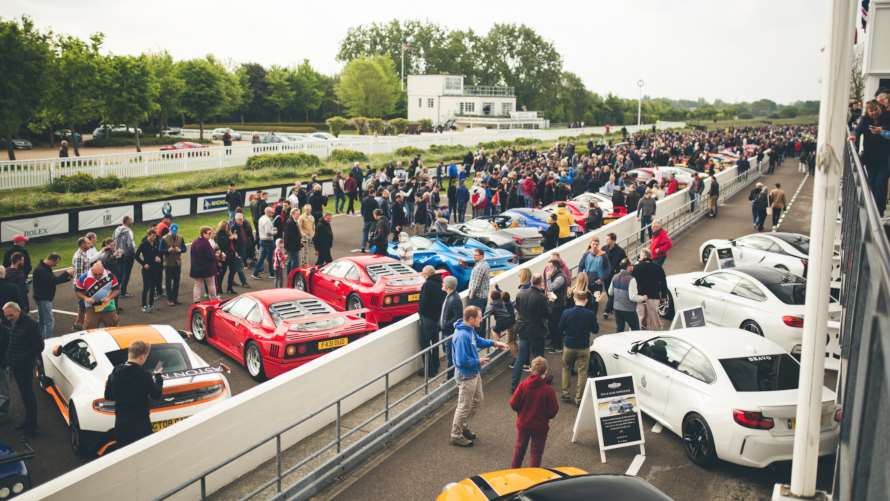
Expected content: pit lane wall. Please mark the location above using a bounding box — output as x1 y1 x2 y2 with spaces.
23 153 767 501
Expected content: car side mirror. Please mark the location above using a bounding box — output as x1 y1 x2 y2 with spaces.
52 345 62 357
693 278 702 286
629 343 640 354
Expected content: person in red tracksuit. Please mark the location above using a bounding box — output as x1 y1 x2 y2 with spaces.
649 223 673 266
510 356 559 468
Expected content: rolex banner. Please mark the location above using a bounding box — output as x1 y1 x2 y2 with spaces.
78 205 135 231
1 213 70 242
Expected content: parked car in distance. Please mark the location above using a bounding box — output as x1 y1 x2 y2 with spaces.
159 141 207 151
92 125 142 137
389 234 515 290
447 218 545 261
210 128 242 141
158 127 183 137
0 138 33 150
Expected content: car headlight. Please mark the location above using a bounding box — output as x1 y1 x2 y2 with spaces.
93 399 116 413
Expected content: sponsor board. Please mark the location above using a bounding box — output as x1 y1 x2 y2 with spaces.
572 373 645 462
1 213 70 242
142 198 191 221
78 205 134 231
196 194 228 214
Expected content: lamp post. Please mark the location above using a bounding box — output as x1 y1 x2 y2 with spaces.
636 79 645 130
400 38 412 90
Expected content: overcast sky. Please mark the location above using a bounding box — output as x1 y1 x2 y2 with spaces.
7 0 828 104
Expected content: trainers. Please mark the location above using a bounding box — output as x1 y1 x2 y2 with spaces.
602 313 610 320
450 436 474 447
250 274 261 280
508 361 515 369
561 395 572 403
522 365 531 373
462 429 477 441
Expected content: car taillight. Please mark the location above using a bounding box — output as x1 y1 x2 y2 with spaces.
783 315 804 328
286 345 297 357
733 409 774 429
297 344 308 355
392 295 400 304
384 296 392 305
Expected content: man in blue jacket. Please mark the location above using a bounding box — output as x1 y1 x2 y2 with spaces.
449 305 508 447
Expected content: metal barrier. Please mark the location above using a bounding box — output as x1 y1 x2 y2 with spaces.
832 137 890 500
158 156 766 501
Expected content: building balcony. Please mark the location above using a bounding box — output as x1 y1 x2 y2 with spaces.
461 85 515 97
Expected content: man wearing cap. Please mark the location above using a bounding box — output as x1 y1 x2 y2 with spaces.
3 235 31 282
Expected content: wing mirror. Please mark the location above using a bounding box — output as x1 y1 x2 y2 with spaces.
629 342 641 354
52 345 62 357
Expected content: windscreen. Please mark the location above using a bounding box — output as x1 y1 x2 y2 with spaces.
106 344 191 373
773 234 810 254
719 354 800 391
761 274 807 305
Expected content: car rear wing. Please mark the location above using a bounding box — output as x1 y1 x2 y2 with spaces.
378 274 426 287
160 364 231 381
282 309 372 331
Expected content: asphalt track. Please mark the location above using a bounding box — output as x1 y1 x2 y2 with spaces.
0 159 826 501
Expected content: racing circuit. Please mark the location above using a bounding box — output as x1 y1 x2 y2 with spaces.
0 155 833 501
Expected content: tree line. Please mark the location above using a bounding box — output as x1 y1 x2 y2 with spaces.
1 16 816 161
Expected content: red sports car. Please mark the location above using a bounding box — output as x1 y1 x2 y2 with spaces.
570 194 629 224
289 255 425 324
543 201 592 231
159 141 206 151
188 288 376 381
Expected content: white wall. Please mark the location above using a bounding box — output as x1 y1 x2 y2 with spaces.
22 151 766 501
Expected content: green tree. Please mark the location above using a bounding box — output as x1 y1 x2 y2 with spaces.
552 72 591 124
0 17 53 160
145 51 184 130
325 116 348 137
265 65 293 122
477 24 563 113
177 57 227 140
290 59 325 121
335 55 400 117
101 55 157 152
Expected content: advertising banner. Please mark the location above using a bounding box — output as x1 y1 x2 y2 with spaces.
1 213 70 242
78 205 134 231
196 194 228 214
142 198 191 221
670 306 708 330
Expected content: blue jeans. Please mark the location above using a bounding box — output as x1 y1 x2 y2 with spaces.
228 209 237 222
36 300 54 339
0 367 9 418
335 193 346 213
361 221 373 251
253 240 275 276
456 203 467 222
287 254 300 275
511 337 545 391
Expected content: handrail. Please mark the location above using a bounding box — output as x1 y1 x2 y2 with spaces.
158 154 766 501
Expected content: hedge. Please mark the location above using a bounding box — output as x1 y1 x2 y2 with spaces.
394 146 423 157
330 149 368 163
245 152 322 170
48 173 123 193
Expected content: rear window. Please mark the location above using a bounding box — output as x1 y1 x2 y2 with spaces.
269 299 334 326
719 354 800 391
762 274 807 305
774 234 810 254
106 344 191 373
365 262 417 282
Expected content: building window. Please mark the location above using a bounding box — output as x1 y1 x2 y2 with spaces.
418 98 422 108
445 76 462 93
502 102 513 116
428 98 435 108
460 102 475 114
482 102 493 115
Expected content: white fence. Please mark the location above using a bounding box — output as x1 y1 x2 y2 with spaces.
0 122 684 191
22 151 766 501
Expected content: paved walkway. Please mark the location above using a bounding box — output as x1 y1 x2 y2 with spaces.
323 160 832 501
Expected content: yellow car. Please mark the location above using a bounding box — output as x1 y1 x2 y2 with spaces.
436 467 673 501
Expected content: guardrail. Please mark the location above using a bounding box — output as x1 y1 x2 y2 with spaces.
0 123 683 191
832 137 890 500
23 151 762 501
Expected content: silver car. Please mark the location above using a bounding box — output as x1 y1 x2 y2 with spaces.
448 218 544 261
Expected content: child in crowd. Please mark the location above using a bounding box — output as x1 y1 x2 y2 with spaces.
396 232 414 265
273 238 287 288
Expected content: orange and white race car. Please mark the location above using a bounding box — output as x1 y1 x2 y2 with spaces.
38 324 230 456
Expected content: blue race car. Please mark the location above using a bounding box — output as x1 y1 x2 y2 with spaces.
500 208 553 231
0 443 32 499
388 233 515 290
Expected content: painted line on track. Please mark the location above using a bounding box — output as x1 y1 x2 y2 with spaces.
29 308 79 317
774 172 809 232
625 454 646 476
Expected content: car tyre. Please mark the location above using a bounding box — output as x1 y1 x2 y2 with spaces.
244 342 267 382
682 412 717 467
740 320 764 336
346 293 364 313
292 273 307 291
69 404 91 457
191 311 207 343
658 292 675 320
701 245 715 263
588 352 608 378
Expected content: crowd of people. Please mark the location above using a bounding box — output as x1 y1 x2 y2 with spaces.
0 124 813 453
851 89 890 216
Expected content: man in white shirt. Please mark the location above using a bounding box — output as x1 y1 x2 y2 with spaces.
251 207 276 279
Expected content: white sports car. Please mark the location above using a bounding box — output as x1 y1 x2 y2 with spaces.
661 266 842 355
699 232 812 276
589 327 840 468
39 325 231 456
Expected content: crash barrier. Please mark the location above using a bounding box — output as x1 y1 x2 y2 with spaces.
23 149 768 501
0 122 683 192
832 137 890 500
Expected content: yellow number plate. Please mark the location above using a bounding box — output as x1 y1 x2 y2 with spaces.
407 293 420 302
152 417 184 432
788 418 795 430
490 270 504 276
318 337 348 350
530 246 544 254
